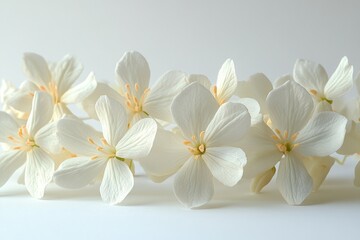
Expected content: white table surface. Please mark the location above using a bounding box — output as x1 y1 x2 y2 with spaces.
0 159 358 240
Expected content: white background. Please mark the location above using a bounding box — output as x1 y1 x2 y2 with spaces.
0 1 359 239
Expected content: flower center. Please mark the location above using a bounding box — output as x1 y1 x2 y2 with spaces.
88 137 117 160
39 81 60 104
7 125 38 151
272 129 299 154
123 83 150 114
210 85 226 105
183 131 206 159
309 89 333 104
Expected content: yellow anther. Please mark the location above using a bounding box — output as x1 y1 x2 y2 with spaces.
135 83 139 92
88 137 95 144
310 89 318 95
100 138 108 146
8 136 15 141
284 130 288 139
13 146 21 150
191 135 197 142
276 143 287 153
39 85 47 91
96 146 103 151
272 135 280 141
183 140 192 145
199 131 205 141
291 132 299 141
275 129 281 136
211 85 217 96
198 144 205 153
125 83 131 92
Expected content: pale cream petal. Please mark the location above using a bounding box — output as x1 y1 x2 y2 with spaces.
61 72 97 104
293 59 328 94
277 153 313 205
115 51 150 94
171 83 218 138
236 73 273 113
173 157 214 208
296 112 347 157
116 118 157 159
0 150 26 187
267 80 314 135
100 158 134 204
302 156 335 191
250 167 276 193
0 111 19 144
35 121 62 154
53 55 83 96
26 91 53 136
25 148 55 198
95 95 128 146
143 70 188 122
324 56 353 99
54 157 107 189
138 128 189 178
82 82 124 119
57 118 101 156
216 59 237 102
23 52 51 87
202 147 246 186
204 102 251 147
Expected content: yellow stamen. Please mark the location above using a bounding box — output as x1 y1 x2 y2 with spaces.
135 83 139 92
310 89 318 95
198 144 205 153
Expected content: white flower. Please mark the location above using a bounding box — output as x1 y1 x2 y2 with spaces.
9 53 97 120
139 83 251 208
82 51 188 126
0 92 59 198
293 56 353 112
241 81 347 205
54 95 157 204
189 59 261 122
235 73 293 114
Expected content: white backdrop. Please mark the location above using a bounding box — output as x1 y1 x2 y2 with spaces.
0 1 359 240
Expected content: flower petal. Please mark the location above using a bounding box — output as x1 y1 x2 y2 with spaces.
314 101 332 112
273 74 294 88
26 91 53 136
337 121 360 155
25 148 55 198
236 73 273 113
171 83 218 138
355 161 360 187
143 70 188 122
251 167 276 193
82 82 124 119
302 156 335 191
216 59 237 103
0 150 26 187
54 157 107 189
6 90 33 114
277 153 313 205
188 74 211 89
324 56 353 99
296 112 347 157
95 95 128 146
100 158 134 204
116 118 157 159
138 128 189 178
204 102 251 147
202 147 246 186
35 121 62 154
115 51 150 93
173 157 214 208
61 72 97 104
240 120 282 178
231 97 261 124
57 118 101 156
53 55 83 96
0 111 19 143
23 52 51 87
267 80 314 135
293 59 328 94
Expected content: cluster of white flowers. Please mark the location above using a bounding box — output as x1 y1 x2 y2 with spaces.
0 52 358 208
